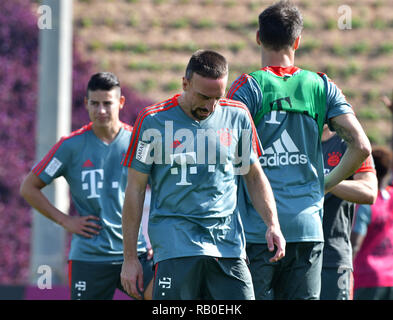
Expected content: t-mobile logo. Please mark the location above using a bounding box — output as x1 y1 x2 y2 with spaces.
170 152 197 186
81 169 104 199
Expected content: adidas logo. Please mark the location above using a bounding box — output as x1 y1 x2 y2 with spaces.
260 130 308 167
82 159 94 168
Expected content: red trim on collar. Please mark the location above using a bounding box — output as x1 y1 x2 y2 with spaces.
261 66 301 77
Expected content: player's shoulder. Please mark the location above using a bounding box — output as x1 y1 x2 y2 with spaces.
227 73 255 98
219 97 247 110
315 71 334 85
58 122 93 147
219 98 253 121
121 122 133 133
138 95 178 120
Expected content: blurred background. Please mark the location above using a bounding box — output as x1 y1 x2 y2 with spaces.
0 0 392 299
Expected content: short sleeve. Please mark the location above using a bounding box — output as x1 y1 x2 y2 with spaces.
318 73 354 128
122 112 156 174
31 137 71 184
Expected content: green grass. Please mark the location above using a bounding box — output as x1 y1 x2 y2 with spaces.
378 42 393 55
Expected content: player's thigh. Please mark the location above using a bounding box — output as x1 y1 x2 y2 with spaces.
69 260 120 300
204 257 255 300
152 256 204 300
116 252 155 300
139 252 155 292
320 266 352 300
246 243 276 300
275 242 323 300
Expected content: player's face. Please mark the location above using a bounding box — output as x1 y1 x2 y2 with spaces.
182 73 228 121
85 89 124 129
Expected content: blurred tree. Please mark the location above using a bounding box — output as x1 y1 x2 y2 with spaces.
0 0 151 284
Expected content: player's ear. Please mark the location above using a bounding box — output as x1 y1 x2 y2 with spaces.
182 76 189 91
119 95 125 109
293 35 301 50
84 96 88 109
256 30 262 46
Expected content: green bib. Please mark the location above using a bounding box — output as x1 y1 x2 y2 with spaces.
249 69 327 137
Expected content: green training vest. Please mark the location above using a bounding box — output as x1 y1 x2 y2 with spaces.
249 69 327 137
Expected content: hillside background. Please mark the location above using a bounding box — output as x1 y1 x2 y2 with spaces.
74 0 393 145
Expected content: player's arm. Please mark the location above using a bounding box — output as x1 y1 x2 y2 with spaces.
120 167 148 300
19 172 101 237
243 161 285 262
324 113 372 193
328 170 378 204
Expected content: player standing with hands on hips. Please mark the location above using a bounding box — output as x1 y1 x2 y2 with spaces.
20 72 154 300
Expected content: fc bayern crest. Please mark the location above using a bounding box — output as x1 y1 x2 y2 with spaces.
327 152 342 166
218 129 232 147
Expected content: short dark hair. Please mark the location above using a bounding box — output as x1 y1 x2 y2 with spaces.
258 0 303 51
185 49 228 80
372 146 393 183
86 72 121 97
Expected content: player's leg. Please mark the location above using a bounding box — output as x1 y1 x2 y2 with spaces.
274 242 323 300
245 243 276 300
68 260 119 300
116 252 154 300
152 256 203 300
204 257 255 300
139 252 154 300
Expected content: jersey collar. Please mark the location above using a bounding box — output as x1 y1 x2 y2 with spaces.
261 66 301 77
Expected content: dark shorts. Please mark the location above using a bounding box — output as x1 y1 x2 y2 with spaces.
68 252 154 300
246 242 323 300
153 255 255 300
320 266 353 300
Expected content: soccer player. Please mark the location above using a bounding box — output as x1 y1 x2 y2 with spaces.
120 49 285 300
321 125 377 300
20 72 154 300
227 0 371 299
351 146 393 300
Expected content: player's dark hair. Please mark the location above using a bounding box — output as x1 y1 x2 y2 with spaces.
372 146 393 185
258 0 303 51
185 49 228 80
86 72 121 97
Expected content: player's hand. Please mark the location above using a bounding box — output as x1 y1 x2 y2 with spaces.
61 215 101 238
147 247 154 260
265 225 286 263
121 258 144 300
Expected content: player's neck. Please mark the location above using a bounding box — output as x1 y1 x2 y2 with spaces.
92 121 122 144
261 49 295 68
